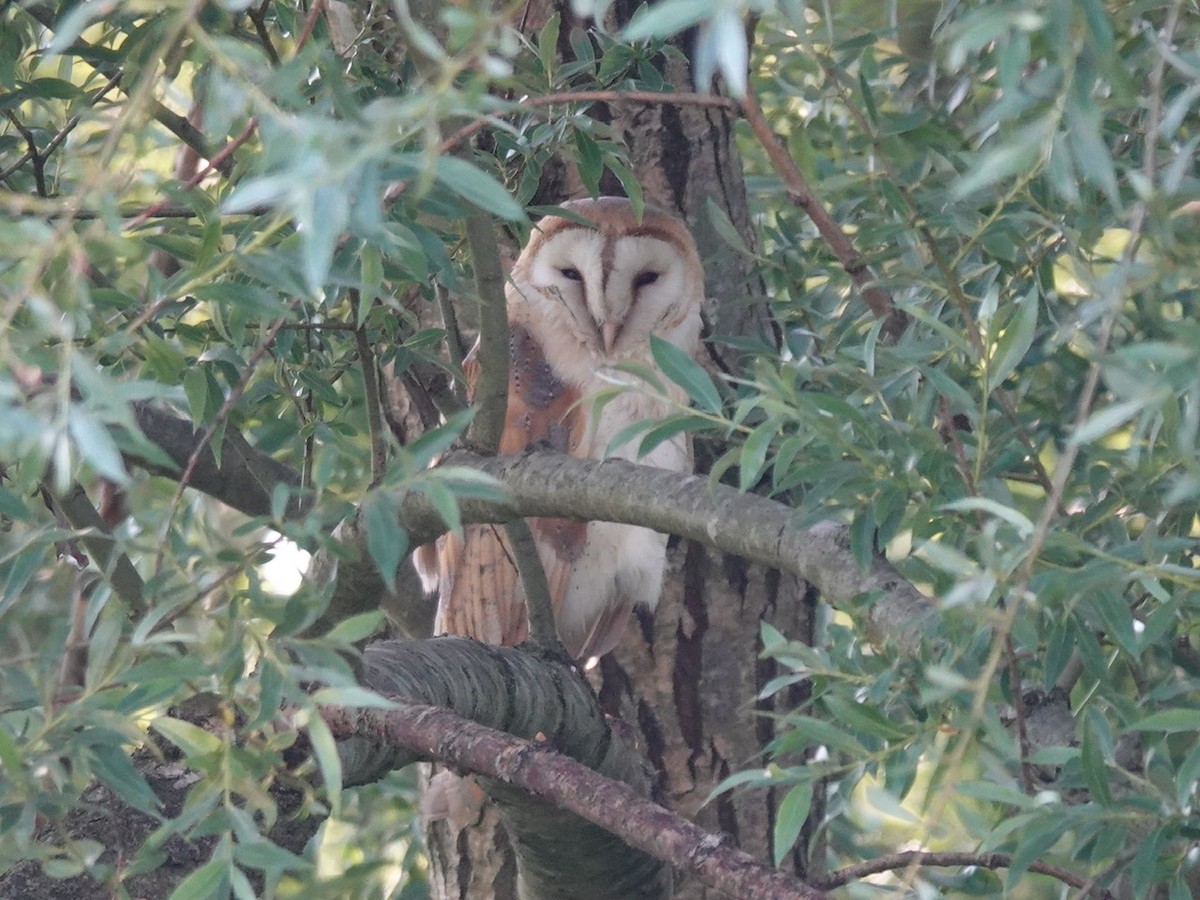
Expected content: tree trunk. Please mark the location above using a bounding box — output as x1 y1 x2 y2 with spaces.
598 543 819 895
423 8 821 897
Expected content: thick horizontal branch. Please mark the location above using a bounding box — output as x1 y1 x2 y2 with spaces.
386 451 935 651
345 638 670 899
330 638 826 900
127 405 933 649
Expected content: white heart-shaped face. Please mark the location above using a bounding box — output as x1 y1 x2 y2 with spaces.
508 197 704 366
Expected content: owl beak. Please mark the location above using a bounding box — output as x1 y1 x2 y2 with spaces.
601 320 621 354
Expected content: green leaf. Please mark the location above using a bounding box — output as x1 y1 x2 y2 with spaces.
574 129 603 196
1130 824 1166 899
183 368 209 424
953 122 1048 198
168 858 228 900
0 484 32 523
941 497 1034 537
1006 817 1070 889
821 695 912 742
234 839 307 872
1070 399 1143 446
23 77 83 100
739 419 775 491
306 713 342 813
0 722 23 775
772 715 866 756
1080 711 1112 806
310 686 399 709
68 409 128 483
605 157 643 218
1089 589 1138 657
1131 709 1200 734
650 335 722 413
90 743 160 814
773 782 812 866
537 13 560 77
406 408 475 468
363 491 407 592
988 287 1039 390
323 610 385 644
435 157 523 220
639 415 712 458
852 509 882 574
152 716 224 758
704 196 752 256
41 857 86 879
623 0 715 41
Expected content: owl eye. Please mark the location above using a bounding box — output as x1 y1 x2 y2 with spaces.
560 267 583 281
633 271 660 289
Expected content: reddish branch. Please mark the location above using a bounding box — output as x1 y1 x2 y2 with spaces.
323 700 826 900
123 0 328 232
738 88 908 338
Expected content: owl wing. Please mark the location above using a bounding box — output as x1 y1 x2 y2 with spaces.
428 325 591 651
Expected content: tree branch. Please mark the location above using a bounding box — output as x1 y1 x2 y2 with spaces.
738 85 908 339
463 213 509 453
378 451 934 651
327 638 826 900
815 849 1112 897
47 481 144 607
129 403 309 519
125 405 934 651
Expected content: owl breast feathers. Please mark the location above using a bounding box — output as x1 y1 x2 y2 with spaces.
416 196 704 660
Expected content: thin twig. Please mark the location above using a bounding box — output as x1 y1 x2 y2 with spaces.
1004 634 1036 794
155 314 292 573
738 85 908 338
816 850 1111 896
4 111 47 196
435 282 468 408
247 0 281 65
124 117 259 231
463 214 509 453
502 519 566 655
0 74 122 183
352 290 388 486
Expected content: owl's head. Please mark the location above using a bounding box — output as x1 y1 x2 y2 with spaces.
509 197 704 361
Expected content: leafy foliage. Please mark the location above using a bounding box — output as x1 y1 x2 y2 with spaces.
3 0 1200 897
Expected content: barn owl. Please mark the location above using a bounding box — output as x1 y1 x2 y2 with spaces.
417 197 704 661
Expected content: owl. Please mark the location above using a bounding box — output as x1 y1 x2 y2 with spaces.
417 197 705 660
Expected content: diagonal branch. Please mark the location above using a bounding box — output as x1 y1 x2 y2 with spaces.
327 637 827 900
129 402 309 519
738 86 908 339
